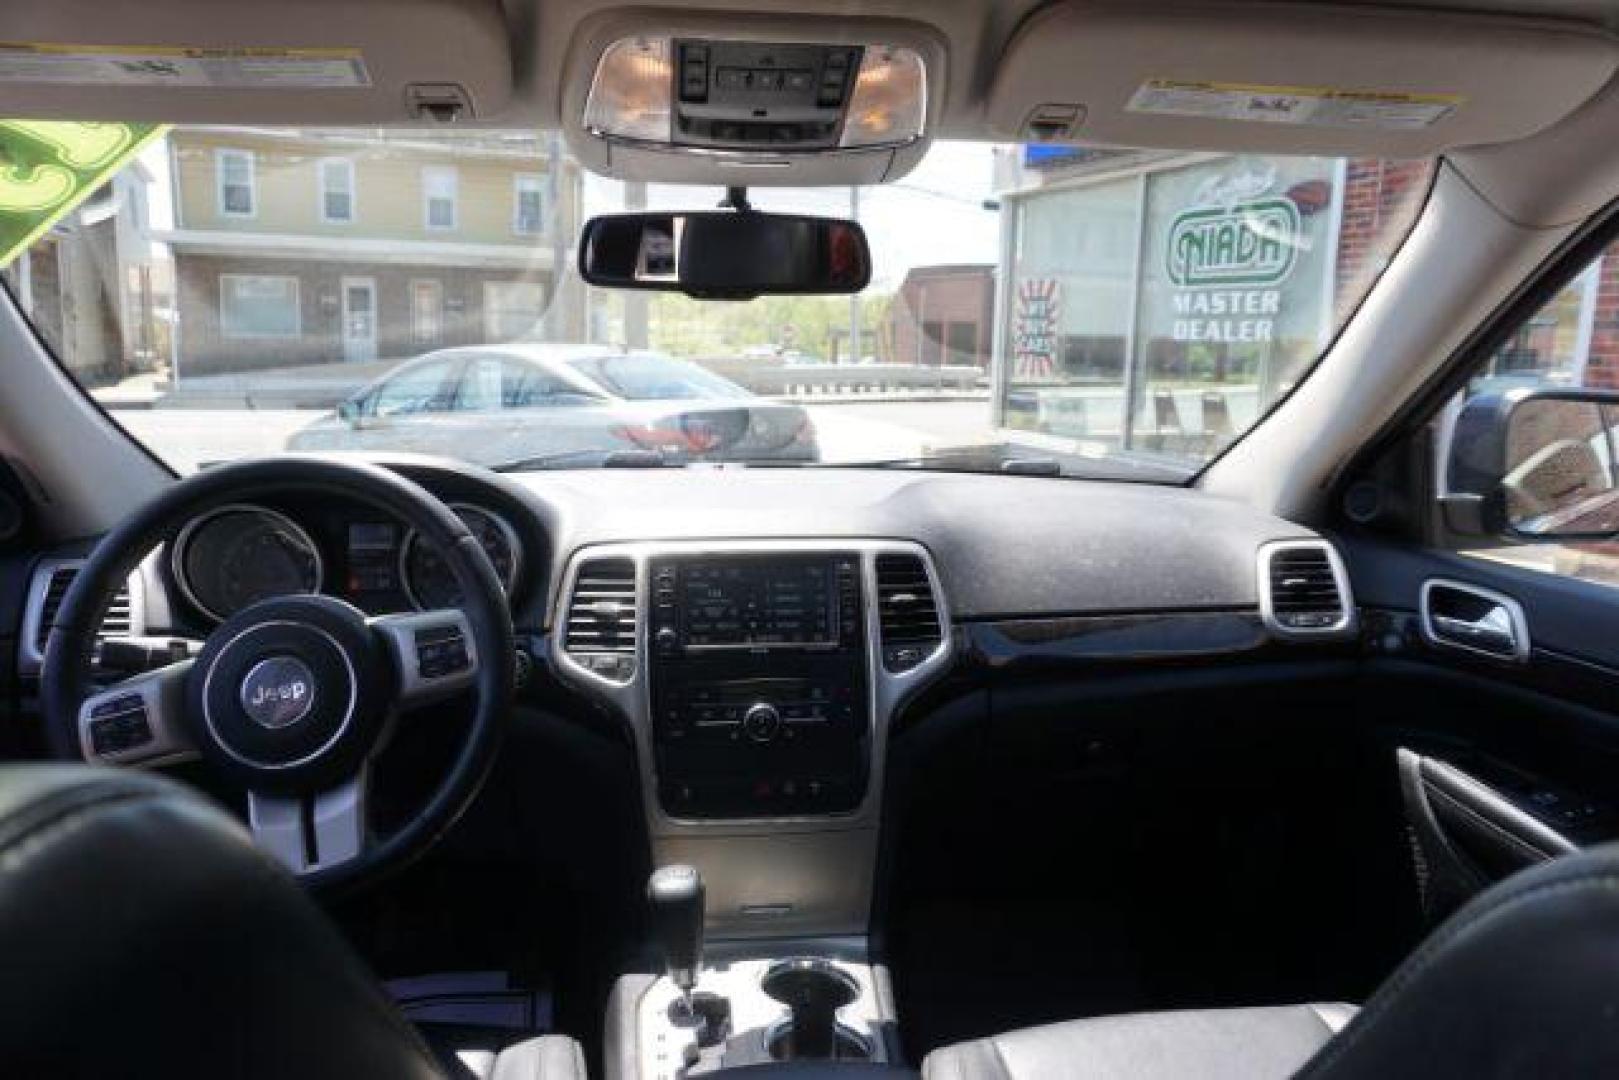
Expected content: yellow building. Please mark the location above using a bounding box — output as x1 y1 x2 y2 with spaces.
160 127 583 376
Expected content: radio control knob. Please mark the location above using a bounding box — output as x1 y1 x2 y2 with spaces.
742 703 782 743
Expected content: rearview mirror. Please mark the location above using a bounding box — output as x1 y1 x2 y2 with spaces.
1444 388 1619 539
578 211 871 300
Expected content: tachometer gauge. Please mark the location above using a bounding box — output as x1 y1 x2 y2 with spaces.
173 505 323 621
401 504 520 610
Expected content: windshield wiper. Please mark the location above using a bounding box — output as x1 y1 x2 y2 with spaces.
809 453 1063 475
490 448 672 472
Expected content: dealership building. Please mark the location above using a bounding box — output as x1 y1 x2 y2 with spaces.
990 146 1433 456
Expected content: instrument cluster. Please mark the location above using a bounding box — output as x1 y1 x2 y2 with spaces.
169 499 525 622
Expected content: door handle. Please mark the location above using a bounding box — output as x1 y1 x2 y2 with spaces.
1420 579 1531 663
1431 609 1517 650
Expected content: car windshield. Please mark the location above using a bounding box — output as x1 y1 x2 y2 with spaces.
0 123 1431 478
570 354 744 400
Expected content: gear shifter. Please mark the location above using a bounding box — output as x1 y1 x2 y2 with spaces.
648 864 705 996
648 865 729 1052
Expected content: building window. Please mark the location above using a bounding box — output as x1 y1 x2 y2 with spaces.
319 158 355 223
514 174 545 236
423 166 458 231
219 275 299 338
216 149 256 218
411 279 444 345
483 281 546 341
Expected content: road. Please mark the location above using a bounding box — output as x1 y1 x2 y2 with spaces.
108 399 998 473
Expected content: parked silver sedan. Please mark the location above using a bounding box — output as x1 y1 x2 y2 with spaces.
286 344 819 465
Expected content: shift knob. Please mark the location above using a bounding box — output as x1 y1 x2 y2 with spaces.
648 864 705 993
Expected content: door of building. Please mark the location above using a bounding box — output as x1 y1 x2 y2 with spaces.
342 277 377 362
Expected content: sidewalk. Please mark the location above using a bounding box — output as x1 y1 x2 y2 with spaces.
150 358 396 410
91 371 171 410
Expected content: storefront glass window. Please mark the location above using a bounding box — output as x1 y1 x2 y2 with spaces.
999 152 1432 466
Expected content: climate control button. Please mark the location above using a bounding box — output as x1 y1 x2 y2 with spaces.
742 702 783 743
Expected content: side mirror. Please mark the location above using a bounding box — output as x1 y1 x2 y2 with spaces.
578 210 871 300
1443 388 1619 539
337 398 364 427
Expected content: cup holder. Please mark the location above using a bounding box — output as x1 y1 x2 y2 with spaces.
766 1020 872 1062
760 959 870 1061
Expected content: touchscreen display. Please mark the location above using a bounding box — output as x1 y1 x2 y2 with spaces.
681 559 838 647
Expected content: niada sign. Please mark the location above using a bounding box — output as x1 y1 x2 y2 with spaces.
1166 197 1301 288
1165 195 1306 344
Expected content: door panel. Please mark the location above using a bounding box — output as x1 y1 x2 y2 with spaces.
1341 536 1619 672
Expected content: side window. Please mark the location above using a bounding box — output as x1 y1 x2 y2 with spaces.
373 359 459 417
456 358 597 411
1437 246 1619 585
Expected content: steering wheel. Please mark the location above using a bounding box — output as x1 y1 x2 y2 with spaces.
40 457 515 894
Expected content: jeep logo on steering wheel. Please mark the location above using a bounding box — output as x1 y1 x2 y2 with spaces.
239 656 316 729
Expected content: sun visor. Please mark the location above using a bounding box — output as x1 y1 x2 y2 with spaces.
987 1 1619 157
0 0 511 124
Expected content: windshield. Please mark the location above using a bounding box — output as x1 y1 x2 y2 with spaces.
570 354 744 400
0 124 1431 478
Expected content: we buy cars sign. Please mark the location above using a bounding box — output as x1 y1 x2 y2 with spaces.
0 120 166 268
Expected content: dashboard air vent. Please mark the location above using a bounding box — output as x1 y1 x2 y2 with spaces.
37 566 133 653
876 553 942 672
564 557 638 681
1260 541 1354 637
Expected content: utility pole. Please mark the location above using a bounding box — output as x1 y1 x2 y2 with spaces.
543 130 568 342
624 180 649 349
847 185 861 362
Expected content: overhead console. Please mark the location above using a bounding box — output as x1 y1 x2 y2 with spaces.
0 0 511 124
564 13 943 186
987 1 1619 157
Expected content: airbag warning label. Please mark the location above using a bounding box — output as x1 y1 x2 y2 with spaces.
0 43 370 88
1127 80 1460 130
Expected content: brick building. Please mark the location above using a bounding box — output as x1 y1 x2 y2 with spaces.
1332 158 1436 323
885 263 995 368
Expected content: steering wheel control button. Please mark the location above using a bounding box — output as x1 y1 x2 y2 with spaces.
239 656 316 729
742 702 782 743
88 697 153 755
414 624 470 680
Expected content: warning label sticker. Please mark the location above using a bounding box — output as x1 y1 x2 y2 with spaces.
1127 80 1461 130
0 43 370 89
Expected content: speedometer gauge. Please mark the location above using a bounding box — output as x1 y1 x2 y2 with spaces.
400 504 520 610
173 505 322 621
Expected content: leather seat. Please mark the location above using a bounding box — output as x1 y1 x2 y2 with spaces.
924 842 1619 1079
924 1005 1355 1080
0 764 583 1080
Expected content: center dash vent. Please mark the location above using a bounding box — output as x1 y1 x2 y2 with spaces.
1259 541 1355 638
875 553 942 672
564 557 638 681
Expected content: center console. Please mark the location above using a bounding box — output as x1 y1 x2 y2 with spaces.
553 539 950 940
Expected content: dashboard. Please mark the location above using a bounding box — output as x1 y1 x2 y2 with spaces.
24 460 1355 939
76 461 1342 642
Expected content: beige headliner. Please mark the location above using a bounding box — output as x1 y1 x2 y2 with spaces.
6 0 1619 215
